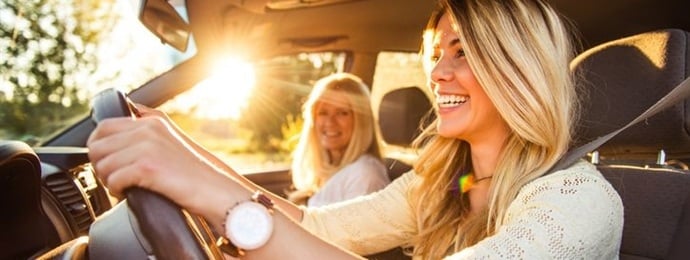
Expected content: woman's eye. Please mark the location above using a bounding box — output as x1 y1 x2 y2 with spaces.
337 110 351 116
454 49 466 58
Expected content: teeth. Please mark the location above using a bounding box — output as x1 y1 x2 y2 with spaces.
323 131 339 137
437 95 468 107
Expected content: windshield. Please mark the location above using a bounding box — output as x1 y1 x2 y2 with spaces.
0 0 192 145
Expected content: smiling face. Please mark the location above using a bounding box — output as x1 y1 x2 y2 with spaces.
313 91 355 162
429 13 510 145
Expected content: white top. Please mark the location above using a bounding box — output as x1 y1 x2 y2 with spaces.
301 160 624 259
307 154 390 207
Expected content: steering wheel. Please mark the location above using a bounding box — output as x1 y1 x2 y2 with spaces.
91 88 219 259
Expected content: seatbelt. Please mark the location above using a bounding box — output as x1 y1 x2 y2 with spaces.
547 76 690 173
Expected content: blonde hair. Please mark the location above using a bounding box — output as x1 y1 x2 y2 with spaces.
411 0 578 258
290 73 382 199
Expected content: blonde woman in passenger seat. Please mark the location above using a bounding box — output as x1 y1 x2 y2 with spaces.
87 0 623 258
288 73 389 207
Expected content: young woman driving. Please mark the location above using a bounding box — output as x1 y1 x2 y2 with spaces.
87 0 623 258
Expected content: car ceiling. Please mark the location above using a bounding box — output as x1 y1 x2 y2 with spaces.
184 0 690 58
186 0 434 58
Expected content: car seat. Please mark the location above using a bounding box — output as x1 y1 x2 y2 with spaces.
0 140 57 259
571 28 690 260
377 86 433 180
367 86 432 260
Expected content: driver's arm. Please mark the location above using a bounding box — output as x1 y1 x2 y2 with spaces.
134 104 305 221
88 116 363 259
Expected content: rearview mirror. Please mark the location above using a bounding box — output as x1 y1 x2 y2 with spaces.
139 0 190 52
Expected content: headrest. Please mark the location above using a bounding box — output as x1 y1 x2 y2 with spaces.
571 29 690 158
0 140 40 176
0 140 44 259
378 87 433 146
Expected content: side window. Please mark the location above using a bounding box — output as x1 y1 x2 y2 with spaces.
371 51 431 158
158 52 347 173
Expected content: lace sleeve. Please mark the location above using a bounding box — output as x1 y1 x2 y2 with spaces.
446 161 624 259
301 171 418 255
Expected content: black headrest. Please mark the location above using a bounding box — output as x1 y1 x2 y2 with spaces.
0 141 39 171
378 87 433 146
571 29 690 158
0 140 45 259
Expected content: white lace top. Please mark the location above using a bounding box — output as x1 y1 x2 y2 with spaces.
301 160 624 259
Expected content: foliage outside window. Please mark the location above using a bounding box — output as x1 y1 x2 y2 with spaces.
161 52 347 173
0 0 179 145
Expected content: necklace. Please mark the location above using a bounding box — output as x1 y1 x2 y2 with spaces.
458 173 493 193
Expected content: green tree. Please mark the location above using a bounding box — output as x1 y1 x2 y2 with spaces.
0 0 118 144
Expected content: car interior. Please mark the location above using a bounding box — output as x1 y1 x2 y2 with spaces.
1 0 690 259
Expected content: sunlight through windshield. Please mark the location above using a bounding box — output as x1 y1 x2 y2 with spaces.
166 58 256 120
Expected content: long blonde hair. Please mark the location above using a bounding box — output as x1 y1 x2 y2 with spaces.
290 73 382 199
411 0 578 258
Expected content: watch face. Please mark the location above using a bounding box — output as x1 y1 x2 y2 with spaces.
225 201 273 250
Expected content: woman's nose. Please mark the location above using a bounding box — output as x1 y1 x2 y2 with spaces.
430 57 453 84
322 114 337 125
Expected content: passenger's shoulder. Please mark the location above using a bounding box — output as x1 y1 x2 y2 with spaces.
350 154 387 171
355 154 384 165
336 154 388 181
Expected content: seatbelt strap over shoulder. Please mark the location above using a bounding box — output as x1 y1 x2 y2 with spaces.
547 76 690 174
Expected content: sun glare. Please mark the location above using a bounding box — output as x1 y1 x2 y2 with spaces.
184 57 256 120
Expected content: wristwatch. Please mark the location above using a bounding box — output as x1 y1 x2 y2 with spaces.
219 191 274 256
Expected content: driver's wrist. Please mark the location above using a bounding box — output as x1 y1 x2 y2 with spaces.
203 177 253 234
217 190 275 257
